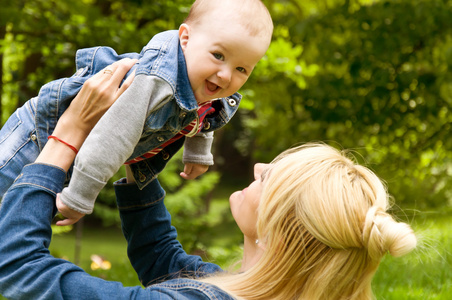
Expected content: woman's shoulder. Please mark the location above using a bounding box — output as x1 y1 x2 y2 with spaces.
146 278 235 299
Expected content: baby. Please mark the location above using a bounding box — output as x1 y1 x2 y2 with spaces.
0 0 273 225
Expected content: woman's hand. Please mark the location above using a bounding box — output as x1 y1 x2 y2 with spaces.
36 58 137 172
53 58 137 150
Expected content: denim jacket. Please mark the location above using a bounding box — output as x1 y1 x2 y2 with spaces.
32 30 241 214
0 163 235 300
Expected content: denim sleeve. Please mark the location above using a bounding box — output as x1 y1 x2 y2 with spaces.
0 163 172 299
115 179 223 287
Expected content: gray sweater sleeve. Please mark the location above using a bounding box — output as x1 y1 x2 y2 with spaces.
60 75 173 214
182 132 214 165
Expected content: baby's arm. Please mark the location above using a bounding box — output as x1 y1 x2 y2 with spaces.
58 75 173 222
181 131 214 179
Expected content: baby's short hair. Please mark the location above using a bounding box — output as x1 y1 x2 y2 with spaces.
184 0 273 41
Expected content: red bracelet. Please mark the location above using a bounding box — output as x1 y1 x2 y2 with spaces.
48 135 79 154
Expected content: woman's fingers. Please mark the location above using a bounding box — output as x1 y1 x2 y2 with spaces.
52 58 137 146
79 58 137 115
116 70 136 98
109 58 137 83
96 58 137 103
91 58 137 85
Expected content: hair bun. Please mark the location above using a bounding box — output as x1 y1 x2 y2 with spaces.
362 206 417 260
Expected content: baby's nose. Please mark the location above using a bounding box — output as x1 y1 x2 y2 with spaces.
217 67 232 84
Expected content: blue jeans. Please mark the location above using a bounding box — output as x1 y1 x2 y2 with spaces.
0 98 40 200
0 163 230 299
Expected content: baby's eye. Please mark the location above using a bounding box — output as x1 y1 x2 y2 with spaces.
236 67 247 74
213 53 224 61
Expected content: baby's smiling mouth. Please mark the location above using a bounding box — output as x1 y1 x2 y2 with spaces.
206 81 220 93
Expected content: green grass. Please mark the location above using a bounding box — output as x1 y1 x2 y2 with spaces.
1 213 451 299
50 213 452 299
48 225 142 287
373 213 452 299
0 226 141 300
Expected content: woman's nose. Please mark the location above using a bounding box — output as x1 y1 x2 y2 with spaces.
254 163 268 180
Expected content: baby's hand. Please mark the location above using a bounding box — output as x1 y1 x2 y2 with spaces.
180 163 209 180
55 193 85 226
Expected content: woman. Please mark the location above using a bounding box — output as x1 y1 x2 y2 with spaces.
0 59 416 299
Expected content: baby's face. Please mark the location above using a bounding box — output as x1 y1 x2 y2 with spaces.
180 14 269 104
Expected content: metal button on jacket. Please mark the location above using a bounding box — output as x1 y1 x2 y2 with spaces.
203 120 211 130
227 98 237 107
138 171 146 183
157 136 165 142
161 150 170 160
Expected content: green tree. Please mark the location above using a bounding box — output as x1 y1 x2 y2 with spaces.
236 0 452 210
2 0 451 236
1 0 237 256
1 0 192 123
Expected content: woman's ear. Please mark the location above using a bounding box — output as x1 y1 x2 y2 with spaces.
179 23 190 50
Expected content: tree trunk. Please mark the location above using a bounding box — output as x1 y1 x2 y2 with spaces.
74 218 84 266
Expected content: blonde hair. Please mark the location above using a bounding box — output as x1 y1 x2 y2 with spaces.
203 143 416 300
184 0 273 42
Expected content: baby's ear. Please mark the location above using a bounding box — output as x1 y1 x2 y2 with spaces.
179 23 190 50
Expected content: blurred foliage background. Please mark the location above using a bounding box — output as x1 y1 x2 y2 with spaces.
1 0 452 282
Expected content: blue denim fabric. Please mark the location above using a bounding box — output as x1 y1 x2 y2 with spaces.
0 163 233 300
0 30 241 197
114 178 224 286
0 98 40 199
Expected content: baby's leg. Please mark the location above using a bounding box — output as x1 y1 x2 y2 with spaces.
0 100 40 200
